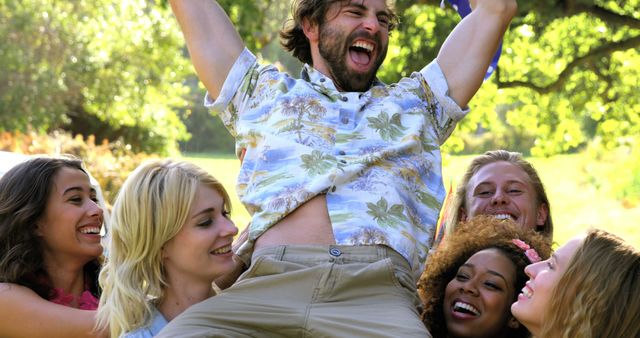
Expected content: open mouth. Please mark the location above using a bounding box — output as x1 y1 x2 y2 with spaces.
493 213 516 221
349 40 374 66
453 301 480 316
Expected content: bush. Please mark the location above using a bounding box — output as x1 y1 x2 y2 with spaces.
179 103 235 154
0 0 191 156
0 130 153 205
583 137 640 208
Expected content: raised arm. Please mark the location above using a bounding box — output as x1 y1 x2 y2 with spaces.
0 283 105 338
436 0 517 107
169 0 245 97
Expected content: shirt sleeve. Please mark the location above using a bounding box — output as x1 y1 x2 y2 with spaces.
419 60 470 144
204 48 258 136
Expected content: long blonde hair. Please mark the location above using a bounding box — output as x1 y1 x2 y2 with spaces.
539 229 640 338
96 159 230 337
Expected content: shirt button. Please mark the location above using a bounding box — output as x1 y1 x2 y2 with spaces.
320 78 326 82
331 186 337 192
338 150 346 155
329 248 342 257
341 117 349 124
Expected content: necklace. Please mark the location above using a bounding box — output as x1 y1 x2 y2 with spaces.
50 287 99 310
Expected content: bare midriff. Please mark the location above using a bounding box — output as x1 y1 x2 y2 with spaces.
253 195 336 251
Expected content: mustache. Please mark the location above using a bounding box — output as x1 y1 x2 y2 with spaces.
347 30 381 47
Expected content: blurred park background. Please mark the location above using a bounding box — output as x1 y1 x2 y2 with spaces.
1 0 638 246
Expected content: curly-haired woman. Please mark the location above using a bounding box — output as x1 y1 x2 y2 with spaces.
419 215 552 338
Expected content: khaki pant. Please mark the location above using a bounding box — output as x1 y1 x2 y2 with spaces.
156 245 431 338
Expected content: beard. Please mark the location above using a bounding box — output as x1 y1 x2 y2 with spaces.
317 24 388 92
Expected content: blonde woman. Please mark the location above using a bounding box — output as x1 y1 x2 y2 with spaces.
96 159 238 337
512 229 640 337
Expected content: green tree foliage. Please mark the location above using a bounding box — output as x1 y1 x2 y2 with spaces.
179 81 235 154
173 0 295 154
387 0 639 156
207 0 639 157
3 0 637 157
177 0 299 154
0 0 191 155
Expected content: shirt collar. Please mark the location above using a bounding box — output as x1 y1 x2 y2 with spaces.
300 63 385 93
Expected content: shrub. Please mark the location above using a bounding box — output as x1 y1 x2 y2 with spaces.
0 130 153 205
583 137 640 208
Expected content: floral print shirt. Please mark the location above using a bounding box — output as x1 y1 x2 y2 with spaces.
207 48 467 276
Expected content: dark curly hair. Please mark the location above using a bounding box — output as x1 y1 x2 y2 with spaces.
419 215 552 338
280 0 399 65
0 156 102 300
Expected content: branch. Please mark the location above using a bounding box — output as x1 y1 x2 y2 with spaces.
573 3 640 29
593 62 617 104
497 35 640 94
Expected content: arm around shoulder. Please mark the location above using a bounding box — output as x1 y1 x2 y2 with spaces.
0 283 106 338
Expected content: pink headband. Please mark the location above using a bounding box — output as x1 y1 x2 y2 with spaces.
512 239 542 263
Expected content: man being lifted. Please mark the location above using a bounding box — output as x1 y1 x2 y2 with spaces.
159 0 517 336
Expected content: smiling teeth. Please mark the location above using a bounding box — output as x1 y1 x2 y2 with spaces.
352 41 373 52
80 227 100 234
521 286 533 299
494 214 514 220
453 302 480 316
211 245 231 255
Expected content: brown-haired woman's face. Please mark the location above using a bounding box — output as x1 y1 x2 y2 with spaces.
36 167 104 263
462 161 547 231
443 248 519 338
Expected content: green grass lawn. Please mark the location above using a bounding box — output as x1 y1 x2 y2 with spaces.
183 152 640 249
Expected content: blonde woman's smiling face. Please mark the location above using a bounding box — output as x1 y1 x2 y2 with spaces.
162 184 238 285
511 235 584 335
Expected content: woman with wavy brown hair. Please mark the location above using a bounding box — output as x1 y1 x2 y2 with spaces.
419 215 552 338
512 228 640 338
0 156 105 337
